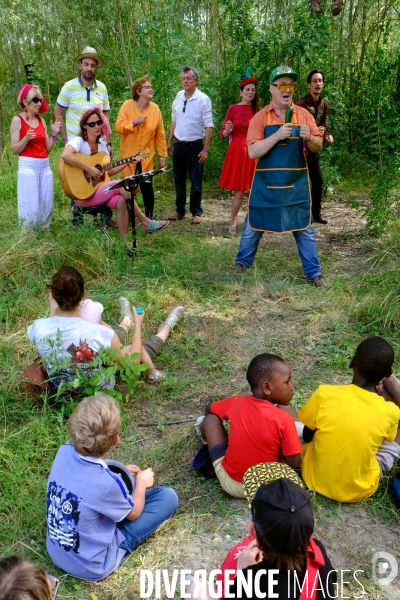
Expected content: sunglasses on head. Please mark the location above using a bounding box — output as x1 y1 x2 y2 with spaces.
86 119 103 127
271 82 298 93
31 97 42 104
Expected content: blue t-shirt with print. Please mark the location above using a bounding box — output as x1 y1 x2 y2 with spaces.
46 444 133 581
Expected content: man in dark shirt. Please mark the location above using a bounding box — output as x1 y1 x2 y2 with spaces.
296 70 333 224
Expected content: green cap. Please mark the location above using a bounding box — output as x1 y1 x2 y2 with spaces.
269 65 298 84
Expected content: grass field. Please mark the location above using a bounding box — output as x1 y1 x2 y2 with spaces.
1 144 400 599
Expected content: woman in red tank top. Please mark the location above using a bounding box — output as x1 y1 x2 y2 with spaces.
10 84 62 229
218 76 261 234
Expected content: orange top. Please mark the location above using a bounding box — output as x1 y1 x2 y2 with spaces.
115 100 167 177
247 102 322 146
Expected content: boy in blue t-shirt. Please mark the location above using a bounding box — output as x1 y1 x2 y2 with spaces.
46 393 178 581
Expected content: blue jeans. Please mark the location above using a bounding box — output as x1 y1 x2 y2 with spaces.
173 141 203 216
117 486 179 553
235 214 322 280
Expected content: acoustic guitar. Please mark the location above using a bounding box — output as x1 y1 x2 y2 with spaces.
58 147 150 199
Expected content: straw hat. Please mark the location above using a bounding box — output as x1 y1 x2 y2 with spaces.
75 46 104 68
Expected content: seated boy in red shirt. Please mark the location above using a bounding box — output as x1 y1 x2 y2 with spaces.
196 353 301 498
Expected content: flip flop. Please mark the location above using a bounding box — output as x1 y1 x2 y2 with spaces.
148 220 169 233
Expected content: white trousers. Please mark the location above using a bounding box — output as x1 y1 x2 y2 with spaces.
18 156 54 228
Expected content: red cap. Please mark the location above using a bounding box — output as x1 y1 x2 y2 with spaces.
239 76 258 89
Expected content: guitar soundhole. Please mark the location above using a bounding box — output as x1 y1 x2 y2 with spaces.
92 164 105 186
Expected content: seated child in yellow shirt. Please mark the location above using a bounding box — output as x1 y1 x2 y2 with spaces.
298 336 400 502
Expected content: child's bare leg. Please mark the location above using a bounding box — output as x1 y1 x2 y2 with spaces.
201 414 228 447
156 324 171 343
141 345 157 374
118 316 132 332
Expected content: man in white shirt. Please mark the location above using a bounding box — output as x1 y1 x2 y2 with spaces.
167 66 213 224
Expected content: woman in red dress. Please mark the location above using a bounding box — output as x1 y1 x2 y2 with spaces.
218 76 261 234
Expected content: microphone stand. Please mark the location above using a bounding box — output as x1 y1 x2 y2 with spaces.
103 167 168 258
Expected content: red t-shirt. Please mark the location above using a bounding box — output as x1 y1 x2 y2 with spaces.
211 395 301 482
217 535 255 598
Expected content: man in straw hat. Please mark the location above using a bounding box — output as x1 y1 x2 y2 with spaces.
55 46 111 146
55 46 114 225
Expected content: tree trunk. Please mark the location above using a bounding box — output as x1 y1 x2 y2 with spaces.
10 38 22 90
211 0 219 76
111 0 132 88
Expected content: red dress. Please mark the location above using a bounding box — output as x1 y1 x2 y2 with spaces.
218 104 256 192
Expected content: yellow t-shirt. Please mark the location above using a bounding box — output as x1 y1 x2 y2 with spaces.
298 384 400 502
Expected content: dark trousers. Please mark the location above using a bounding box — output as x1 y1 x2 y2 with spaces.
306 151 323 218
139 181 155 219
137 162 155 218
172 141 203 217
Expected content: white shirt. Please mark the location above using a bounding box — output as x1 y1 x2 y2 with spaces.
67 136 109 155
171 88 213 142
27 316 115 389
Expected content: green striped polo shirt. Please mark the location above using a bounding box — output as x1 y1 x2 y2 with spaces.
56 76 110 140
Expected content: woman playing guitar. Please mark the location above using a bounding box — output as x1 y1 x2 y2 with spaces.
61 107 168 249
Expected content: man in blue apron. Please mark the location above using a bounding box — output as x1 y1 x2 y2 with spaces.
234 66 326 287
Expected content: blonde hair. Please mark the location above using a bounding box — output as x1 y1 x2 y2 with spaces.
131 76 152 101
0 556 51 600
17 86 43 109
68 394 121 457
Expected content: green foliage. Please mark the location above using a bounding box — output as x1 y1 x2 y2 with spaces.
49 346 146 402
365 151 400 234
351 224 400 335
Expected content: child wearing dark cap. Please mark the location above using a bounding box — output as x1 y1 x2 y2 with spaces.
298 336 400 502
185 462 336 600
195 354 301 498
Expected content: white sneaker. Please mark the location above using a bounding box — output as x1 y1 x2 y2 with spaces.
195 416 207 444
119 297 133 324
157 305 185 332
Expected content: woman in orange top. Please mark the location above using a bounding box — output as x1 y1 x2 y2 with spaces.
115 76 167 218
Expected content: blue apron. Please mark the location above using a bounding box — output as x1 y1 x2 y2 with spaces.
248 112 312 233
